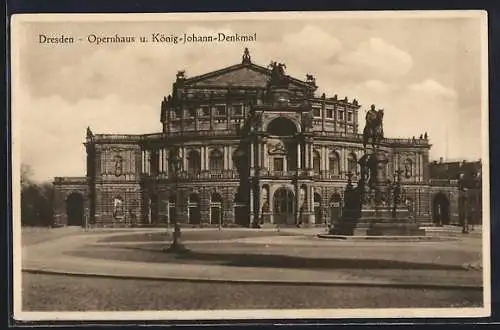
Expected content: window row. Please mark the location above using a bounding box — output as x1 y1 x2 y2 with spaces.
141 148 245 175
172 104 245 119
312 107 354 122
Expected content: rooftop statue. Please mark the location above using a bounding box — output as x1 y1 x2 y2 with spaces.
362 104 384 150
306 74 316 85
268 61 287 85
242 47 252 64
176 70 186 80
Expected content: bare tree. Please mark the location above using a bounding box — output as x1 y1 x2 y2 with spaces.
21 163 33 188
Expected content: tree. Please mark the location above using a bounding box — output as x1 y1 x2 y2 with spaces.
20 164 55 227
21 163 33 189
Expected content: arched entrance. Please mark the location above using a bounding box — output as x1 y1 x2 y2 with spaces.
267 117 298 136
66 192 84 226
314 193 323 226
329 193 342 226
210 192 223 225
273 187 295 225
188 193 201 225
432 192 450 226
234 193 249 227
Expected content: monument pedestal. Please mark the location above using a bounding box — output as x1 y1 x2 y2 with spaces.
330 150 425 237
333 206 425 236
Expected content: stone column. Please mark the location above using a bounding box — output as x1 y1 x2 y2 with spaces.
295 185 301 225
201 146 205 171
262 142 268 170
309 142 314 169
227 145 233 170
249 187 255 225
297 143 301 169
309 185 315 225
250 142 255 168
204 146 209 171
223 145 228 169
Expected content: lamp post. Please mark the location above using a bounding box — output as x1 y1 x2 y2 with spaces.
459 174 469 234
164 147 189 253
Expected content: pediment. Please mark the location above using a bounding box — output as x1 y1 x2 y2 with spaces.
190 66 270 88
185 63 314 90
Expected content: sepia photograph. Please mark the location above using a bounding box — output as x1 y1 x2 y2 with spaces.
11 11 490 321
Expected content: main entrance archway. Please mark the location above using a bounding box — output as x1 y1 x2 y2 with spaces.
273 187 295 225
66 192 84 226
432 192 450 225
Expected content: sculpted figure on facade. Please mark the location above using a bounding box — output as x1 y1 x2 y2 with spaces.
114 155 123 177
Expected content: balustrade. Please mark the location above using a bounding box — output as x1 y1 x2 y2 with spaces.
142 169 240 181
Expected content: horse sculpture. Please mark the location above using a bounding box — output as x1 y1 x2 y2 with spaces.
362 105 384 150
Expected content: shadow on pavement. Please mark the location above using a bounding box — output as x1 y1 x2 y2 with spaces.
66 247 466 271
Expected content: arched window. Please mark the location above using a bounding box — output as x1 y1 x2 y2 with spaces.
209 149 224 170
232 149 246 170
347 153 357 174
313 150 321 174
187 150 201 175
113 196 124 219
211 192 223 204
329 152 340 175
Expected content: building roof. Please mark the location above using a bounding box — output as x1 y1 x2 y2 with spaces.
181 49 316 91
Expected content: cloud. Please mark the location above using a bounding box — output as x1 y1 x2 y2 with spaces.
409 79 457 99
332 37 413 80
16 22 481 181
363 80 394 94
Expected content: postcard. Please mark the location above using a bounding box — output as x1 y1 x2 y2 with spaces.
10 11 490 322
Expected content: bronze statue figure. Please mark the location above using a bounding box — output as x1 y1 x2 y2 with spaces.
268 61 287 84
306 74 316 85
176 70 186 80
362 104 384 150
242 47 251 63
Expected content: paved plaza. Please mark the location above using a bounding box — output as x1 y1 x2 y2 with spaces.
21 226 484 311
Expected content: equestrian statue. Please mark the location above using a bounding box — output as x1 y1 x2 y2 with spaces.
363 104 384 150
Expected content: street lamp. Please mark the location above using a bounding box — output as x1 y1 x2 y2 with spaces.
164 147 189 253
458 174 469 234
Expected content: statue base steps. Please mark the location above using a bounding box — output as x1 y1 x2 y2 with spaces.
332 206 426 236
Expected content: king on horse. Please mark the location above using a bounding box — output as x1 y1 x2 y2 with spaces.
363 104 384 150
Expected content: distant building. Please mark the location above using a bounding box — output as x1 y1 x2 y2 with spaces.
52 49 481 228
429 158 482 226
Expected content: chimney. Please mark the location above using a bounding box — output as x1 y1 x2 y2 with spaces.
439 157 444 164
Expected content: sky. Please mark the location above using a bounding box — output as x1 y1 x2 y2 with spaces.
13 12 487 183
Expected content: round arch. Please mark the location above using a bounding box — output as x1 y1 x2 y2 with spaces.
186 150 201 175
66 192 84 227
266 117 299 136
273 187 295 225
432 192 450 226
188 193 201 225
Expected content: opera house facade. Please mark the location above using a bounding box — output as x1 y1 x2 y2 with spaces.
53 49 479 229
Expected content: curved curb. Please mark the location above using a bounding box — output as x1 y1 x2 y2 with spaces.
22 268 483 291
316 234 461 242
